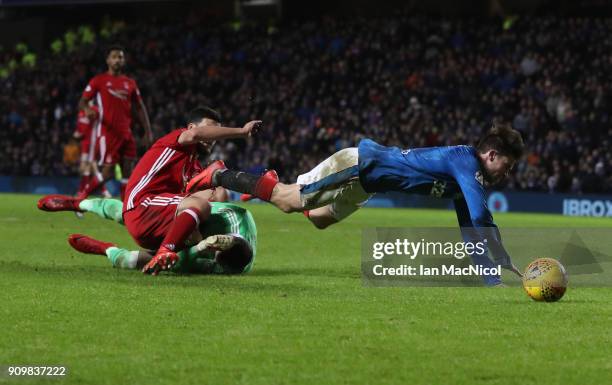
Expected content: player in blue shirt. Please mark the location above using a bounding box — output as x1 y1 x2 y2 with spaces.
187 122 524 285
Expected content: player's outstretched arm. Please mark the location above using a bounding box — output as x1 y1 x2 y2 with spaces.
449 152 521 282
454 198 504 286
178 120 262 145
453 192 520 277
454 199 522 280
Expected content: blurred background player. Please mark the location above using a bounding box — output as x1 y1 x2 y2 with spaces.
78 44 153 200
73 104 111 198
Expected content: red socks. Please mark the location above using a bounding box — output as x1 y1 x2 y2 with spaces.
78 174 113 199
80 176 102 198
77 175 91 196
254 175 278 201
160 208 206 252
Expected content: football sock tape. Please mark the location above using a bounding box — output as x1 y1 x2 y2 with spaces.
217 170 260 196
79 198 124 224
106 247 138 269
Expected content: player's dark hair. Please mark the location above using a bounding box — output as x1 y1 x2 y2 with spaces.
105 44 125 57
215 238 253 274
477 121 524 160
186 106 222 125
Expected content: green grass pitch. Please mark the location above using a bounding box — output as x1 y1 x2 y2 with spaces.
1 193 612 385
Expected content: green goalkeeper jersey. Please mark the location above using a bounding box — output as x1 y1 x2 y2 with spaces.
174 202 257 274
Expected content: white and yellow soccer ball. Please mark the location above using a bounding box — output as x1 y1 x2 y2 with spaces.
522 258 568 302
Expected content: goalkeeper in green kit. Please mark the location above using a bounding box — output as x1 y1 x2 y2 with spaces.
39 195 257 275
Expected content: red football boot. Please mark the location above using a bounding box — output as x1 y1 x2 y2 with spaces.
186 160 227 193
240 169 279 201
68 234 116 256
142 247 179 275
37 194 83 212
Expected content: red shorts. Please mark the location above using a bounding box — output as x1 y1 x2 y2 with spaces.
98 130 137 166
124 193 186 250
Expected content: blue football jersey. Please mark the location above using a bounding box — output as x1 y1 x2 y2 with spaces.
357 138 512 285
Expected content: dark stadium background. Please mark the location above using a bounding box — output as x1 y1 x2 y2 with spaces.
2 3 612 385
1 0 611 216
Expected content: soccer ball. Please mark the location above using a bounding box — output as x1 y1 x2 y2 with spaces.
522 258 568 302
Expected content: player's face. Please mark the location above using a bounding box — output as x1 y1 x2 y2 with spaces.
106 50 125 72
194 118 220 151
483 151 515 185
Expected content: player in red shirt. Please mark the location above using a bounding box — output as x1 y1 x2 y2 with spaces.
39 106 261 275
73 105 111 198
78 45 153 199
124 107 260 274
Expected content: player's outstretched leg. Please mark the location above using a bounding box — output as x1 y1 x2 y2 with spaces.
188 163 303 213
68 231 252 275
38 195 124 224
68 234 140 269
304 206 339 230
240 170 279 201
216 169 302 213
188 148 370 222
38 194 83 212
68 234 115 255
79 198 124 223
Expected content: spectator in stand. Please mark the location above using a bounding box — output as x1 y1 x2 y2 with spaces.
0 15 611 193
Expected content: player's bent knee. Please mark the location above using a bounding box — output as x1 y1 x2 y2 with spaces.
307 207 338 229
178 196 211 219
277 202 295 214
193 199 211 218
210 187 229 202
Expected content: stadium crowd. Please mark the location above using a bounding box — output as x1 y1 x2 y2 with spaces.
1 14 611 193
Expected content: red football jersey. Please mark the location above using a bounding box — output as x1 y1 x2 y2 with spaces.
124 129 202 212
75 105 99 138
81 73 142 135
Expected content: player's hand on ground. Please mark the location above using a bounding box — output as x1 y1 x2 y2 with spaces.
142 251 178 275
242 120 262 137
503 263 523 278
